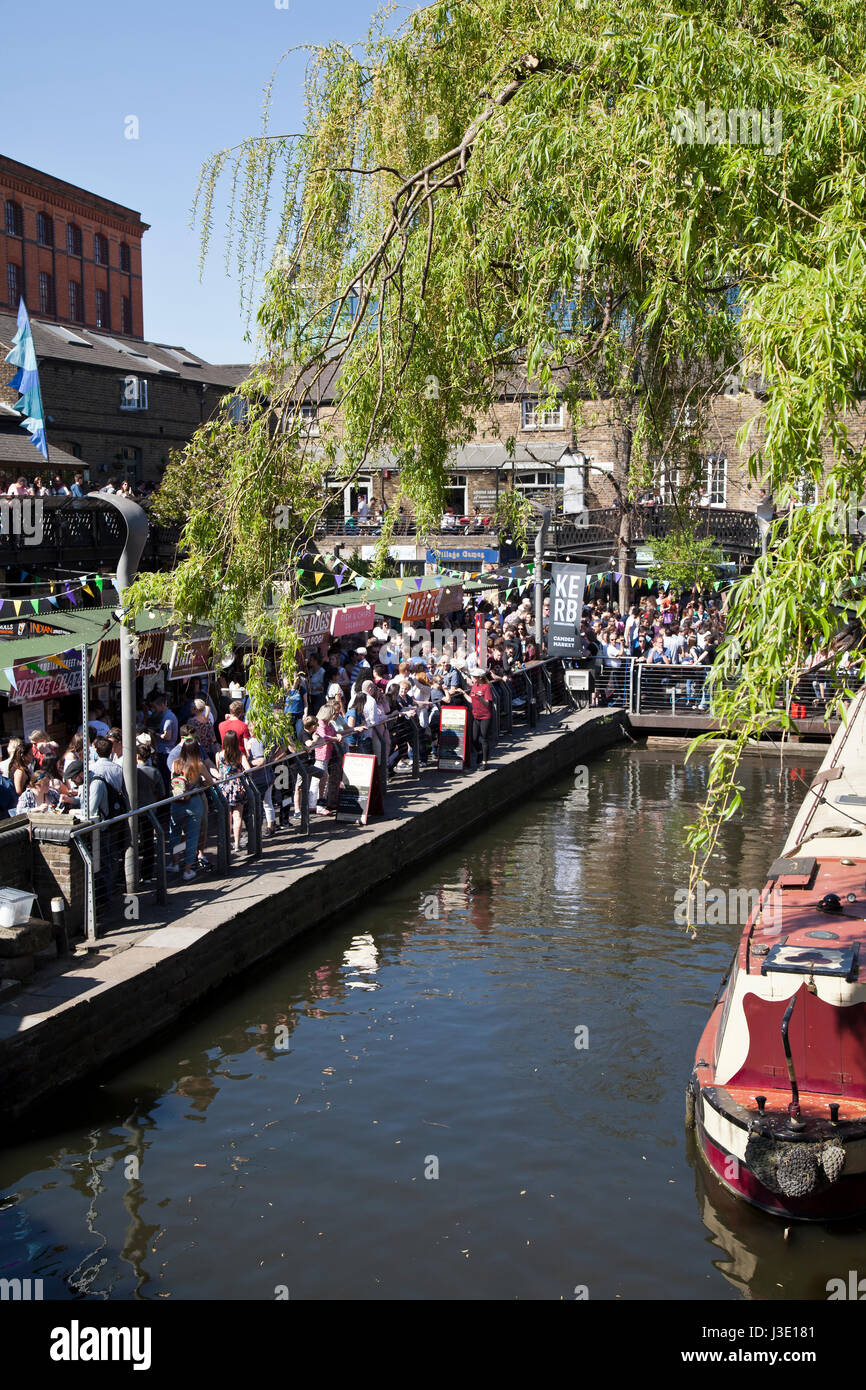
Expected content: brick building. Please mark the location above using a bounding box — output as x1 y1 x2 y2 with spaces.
300 366 776 523
0 312 248 486
1 155 148 339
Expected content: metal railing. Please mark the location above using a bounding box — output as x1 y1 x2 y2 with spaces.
580 653 866 719
62 661 568 942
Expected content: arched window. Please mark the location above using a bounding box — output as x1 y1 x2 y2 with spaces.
119 242 131 272
4 201 23 237
94 233 109 265
67 224 83 256
36 211 54 246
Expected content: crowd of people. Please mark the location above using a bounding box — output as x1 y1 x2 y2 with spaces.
577 591 727 707
0 472 157 500
0 592 548 895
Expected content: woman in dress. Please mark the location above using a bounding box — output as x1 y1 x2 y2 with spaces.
215 729 250 853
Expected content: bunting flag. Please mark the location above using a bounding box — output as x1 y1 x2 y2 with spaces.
414 577 423 590
354 576 366 590
13 600 21 616
394 577 404 591
95 577 104 593
4 299 48 459
313 572 324 586
4 668 17 691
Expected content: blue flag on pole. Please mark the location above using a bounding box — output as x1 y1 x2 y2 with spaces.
5 299 48 459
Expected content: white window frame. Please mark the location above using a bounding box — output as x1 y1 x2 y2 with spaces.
444 474 468 515
120 375 148 411
702 454 727 507
522 399 564 430
652 458 679 504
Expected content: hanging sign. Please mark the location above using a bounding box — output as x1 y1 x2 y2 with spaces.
92 632 166 684
167 638 215 680
437 585 465 615
335 752 385 825
437 704 469 771
548 562 588 657
401 589 440 623
10 649 83 704
331 603 376 638
296 608 332 650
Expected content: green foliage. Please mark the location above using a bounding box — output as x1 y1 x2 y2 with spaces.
135 0 866 850
648 522 726 592
493 487 535 550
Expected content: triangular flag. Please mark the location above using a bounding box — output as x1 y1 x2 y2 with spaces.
95 577 104 592
354 576 365 590
46 595 57 606
30 598 39 613
414 577 423 590
614 573 621 583
394 577 404 591
13 600 21 616
4 667 17 690
313 572 324 586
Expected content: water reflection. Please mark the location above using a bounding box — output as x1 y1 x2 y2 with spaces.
0 745 843 1300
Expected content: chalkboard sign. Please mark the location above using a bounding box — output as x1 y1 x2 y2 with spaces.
438 705 468 771
336 753 385 825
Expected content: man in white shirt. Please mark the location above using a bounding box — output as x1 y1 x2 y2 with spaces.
441 507 458 531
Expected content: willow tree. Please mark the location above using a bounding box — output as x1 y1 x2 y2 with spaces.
132 0 866 860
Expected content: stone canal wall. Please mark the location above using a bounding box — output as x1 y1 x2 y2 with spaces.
0 708 626 1129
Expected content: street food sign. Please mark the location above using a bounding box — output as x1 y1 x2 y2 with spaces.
10 649 83 704
548 562 588 657
296 608 332 649
331 603 376 639
167 638 214 679
401 589 440 623
0 619 73 640
92 632 166 683
336 752 385 825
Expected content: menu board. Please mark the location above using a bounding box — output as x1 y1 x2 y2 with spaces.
336 752 385 825
438 704 468 771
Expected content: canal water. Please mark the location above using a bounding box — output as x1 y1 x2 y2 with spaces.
0 744 860 1300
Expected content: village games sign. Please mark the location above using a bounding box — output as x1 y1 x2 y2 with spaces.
548 562 588 657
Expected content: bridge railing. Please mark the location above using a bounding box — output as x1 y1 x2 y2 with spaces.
581 653 864 719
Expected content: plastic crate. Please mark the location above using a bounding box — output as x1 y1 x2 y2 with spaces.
0 887 36 928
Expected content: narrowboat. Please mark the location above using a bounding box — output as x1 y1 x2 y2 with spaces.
688 688 866 1219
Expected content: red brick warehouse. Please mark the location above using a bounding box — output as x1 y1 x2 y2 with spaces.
0 154 148 337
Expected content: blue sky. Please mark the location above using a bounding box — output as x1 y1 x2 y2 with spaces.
10 0 380 364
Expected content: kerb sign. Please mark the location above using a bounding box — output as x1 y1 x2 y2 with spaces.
548 563 588 657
